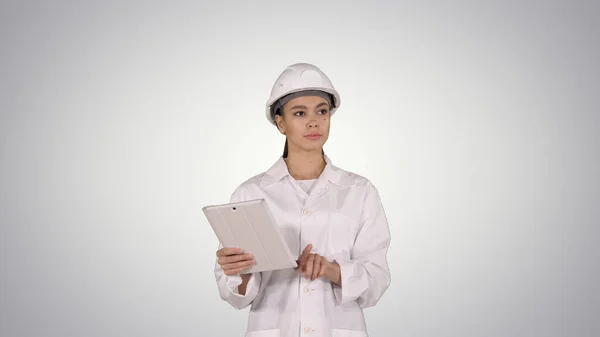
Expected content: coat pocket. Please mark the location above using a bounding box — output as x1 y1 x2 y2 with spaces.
327 212 358 262
245 329 280 337
332 328 368 337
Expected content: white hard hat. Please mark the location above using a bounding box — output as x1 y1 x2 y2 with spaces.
265 63 341 126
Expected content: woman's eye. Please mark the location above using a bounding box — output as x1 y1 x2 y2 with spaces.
294 111 304 116
319 109 329 115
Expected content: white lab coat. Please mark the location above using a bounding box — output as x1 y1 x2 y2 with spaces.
214 155 391 337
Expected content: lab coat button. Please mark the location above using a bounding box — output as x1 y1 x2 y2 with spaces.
304 327 313 334
303 208 311 215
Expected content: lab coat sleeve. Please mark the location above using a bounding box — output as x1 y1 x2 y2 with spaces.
214 243 262 310
213 186 262 310
333 181 391 308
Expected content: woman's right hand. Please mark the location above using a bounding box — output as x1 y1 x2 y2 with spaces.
216 247 256 276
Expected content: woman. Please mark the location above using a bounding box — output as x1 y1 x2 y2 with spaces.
213 63 391 337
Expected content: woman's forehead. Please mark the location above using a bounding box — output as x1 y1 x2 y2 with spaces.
284 95 330 108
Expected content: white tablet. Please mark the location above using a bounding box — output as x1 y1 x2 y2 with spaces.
202 198 298 274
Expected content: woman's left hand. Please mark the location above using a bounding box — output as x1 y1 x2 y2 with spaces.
295 244 341 285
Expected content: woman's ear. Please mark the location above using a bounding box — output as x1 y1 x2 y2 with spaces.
275 115 285 134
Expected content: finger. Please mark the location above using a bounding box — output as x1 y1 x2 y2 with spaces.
224 262 257 276
223 267 244 276
295 257 303 269
305 254 314 279
222 259 256 272
219 253 254 265
295 244 313 271
298 244 313 264
217 247 244 257
318 262 327 278
311 255 322 280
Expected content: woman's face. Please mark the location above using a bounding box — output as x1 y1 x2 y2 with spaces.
275 95 331 155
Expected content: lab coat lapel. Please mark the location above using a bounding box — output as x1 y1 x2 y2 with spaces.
307 155 338 202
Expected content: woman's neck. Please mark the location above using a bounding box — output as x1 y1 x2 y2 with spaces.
284 151 326 180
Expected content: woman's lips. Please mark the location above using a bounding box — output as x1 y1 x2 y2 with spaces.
305 133 322 140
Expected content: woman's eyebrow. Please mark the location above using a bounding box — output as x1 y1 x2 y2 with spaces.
290 102 329 110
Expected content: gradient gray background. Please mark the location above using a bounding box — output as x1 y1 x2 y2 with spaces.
1 1 599 336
